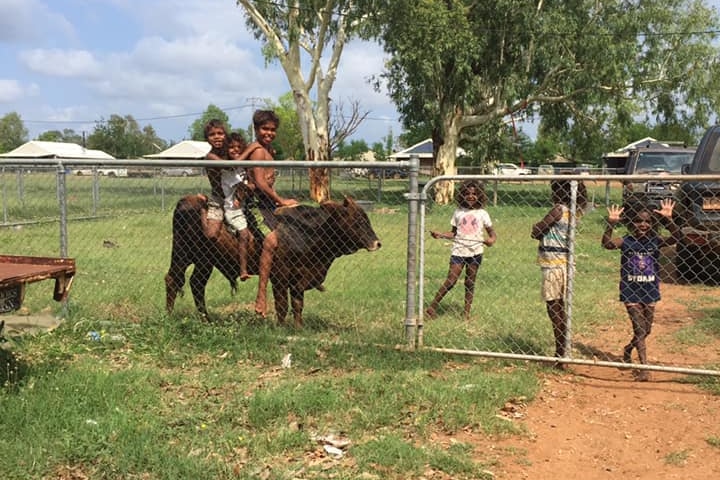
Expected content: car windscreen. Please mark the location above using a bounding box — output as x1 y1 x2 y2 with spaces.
636 152 694 173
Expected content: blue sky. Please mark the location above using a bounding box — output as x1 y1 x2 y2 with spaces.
0 0 403 146
2 1 719 148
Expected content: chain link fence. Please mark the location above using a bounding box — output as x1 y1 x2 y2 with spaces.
1 159 719 377
417 174 720 378
0 160 411 342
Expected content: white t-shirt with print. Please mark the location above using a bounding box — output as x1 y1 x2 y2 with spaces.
450 208 492 257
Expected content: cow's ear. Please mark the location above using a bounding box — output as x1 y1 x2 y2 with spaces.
343 195 357 209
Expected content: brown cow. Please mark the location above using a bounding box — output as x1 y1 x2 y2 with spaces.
165 194 381 326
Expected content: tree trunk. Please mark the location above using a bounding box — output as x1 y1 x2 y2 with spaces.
294 90 331 202
431 114 461 205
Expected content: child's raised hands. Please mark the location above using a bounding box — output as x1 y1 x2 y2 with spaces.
653 198 675 219
606 204 624 225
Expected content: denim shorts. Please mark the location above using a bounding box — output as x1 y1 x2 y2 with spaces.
450 254 483 266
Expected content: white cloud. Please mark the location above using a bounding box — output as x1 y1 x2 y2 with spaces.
0 0 75 44
0 79 25 102
9 1 401 144
20 49 102 78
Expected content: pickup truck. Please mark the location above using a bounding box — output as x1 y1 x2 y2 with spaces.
673 126 720 284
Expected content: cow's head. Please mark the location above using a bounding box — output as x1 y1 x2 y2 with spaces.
323 197 381 253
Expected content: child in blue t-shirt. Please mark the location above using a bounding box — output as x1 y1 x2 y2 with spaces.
601 199 680 381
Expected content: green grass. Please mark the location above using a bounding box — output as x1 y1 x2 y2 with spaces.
0 174 718 478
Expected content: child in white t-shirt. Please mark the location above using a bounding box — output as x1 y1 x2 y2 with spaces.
426 180 497 320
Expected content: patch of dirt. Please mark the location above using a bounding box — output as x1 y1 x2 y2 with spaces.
487 282 720 479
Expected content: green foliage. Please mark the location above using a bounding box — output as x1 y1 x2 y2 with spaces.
376 0 720 169
187 104 232 141
335 139 370 160
86 114 168 158
263 92 304 159
36 128 84 144
0 111 29 152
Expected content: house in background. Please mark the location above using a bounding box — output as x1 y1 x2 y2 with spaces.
0 141 121 175
389 138 466 175
144 140 211 177
144 140 210 159
0 141 114 160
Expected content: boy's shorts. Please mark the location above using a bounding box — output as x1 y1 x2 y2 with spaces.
224 207 248 234
450 254 483 266
541 267 566 302
207 198 224 222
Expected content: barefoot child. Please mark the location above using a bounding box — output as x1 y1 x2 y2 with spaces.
245 110 298 317
221 132 254 281
426 180 496 320
601 199 680 381
202 119 229 241
531 180 587 366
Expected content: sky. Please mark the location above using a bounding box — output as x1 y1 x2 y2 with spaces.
0 0 403 146
3 1 720 150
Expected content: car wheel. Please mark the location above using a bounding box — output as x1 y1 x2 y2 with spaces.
182 172 189 177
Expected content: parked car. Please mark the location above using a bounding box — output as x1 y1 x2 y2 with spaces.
493 163 531 176
622 142 695 209
160 167 198 177
537 164 555 175
673 127 720 284
73 168 128 177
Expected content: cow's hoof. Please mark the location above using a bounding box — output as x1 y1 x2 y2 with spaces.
316 284 326 292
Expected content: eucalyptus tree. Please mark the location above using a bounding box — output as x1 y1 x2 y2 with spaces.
235 0 377 201
0 112 28 153
377 0 720 203
37 129 83 144
87 115 166 158
188 104 232 141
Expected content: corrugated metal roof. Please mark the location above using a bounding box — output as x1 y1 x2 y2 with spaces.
144 140 210 159
0 141 114 159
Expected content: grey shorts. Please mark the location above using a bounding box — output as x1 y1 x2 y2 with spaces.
224 207 248 233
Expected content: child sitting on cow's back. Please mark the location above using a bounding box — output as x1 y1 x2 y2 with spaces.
244 110 299 317
221 132 253 281
426 180 496 321
202 119 229 241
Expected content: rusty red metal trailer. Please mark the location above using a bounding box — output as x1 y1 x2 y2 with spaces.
0 255 76 314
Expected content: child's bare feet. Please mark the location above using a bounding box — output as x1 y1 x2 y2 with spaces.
254 294 267 318
623 345 633 363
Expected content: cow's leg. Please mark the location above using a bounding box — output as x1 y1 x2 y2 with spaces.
290 287 305 329
272 280 290 325
165 256 190 313
189 262 213 317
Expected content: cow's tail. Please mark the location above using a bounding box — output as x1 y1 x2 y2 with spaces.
166 194 207 312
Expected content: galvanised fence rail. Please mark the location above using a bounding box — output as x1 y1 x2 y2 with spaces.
1 157 719 378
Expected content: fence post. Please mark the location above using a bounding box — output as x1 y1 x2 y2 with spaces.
564 180 579 358
57 163 69 258
405 154 420 348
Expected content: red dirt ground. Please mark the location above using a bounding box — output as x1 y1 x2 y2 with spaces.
486 282 720 479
